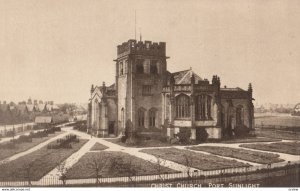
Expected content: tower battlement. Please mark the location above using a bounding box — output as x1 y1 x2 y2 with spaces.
117 39 166 58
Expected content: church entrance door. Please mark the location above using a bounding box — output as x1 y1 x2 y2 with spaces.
108 121 115 135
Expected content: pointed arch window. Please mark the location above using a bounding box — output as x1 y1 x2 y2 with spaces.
195 95 212 120
236 105 244 126
149 108 157 127
138 107 145 127
175 94 190 118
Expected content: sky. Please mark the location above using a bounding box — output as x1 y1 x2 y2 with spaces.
0 0 299 105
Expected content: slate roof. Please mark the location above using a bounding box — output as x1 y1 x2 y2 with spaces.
220 87 250 99
171 69 203 84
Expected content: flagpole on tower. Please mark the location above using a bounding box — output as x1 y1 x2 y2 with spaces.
135 10 137 40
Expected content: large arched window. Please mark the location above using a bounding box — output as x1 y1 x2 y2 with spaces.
195 95 212 120
138 107 145 127
236 105 244 126
175 94 190 118
149 108 157 128
93 99 99 128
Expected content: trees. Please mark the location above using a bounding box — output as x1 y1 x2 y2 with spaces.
110 156 138 185
85 153 110 185
183 153 194 179
56 161 69 186
149 156 167 181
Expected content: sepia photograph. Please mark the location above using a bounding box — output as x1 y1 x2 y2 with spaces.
0 0 299 190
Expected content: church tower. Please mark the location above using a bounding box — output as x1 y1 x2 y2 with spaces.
115 39 168 134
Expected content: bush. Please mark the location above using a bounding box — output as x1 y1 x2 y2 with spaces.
234 125 250 137
176 128 191 144
48 134 78 149
5 130 15 137
120 135 127 143
195 128 209 142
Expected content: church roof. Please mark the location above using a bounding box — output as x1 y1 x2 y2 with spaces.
171 69 203 84
220 87 250 99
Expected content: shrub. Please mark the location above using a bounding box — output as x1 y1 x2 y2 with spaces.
176 128 191 144
48 134 78 149
195 128 209 142
5 130 15 137
120 135 127 143
234 125 250 137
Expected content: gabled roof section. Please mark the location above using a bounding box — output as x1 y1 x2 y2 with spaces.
172 68 203 84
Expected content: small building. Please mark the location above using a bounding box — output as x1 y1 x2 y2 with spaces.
35 116 53 128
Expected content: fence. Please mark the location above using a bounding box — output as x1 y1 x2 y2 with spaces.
0 161 298 187
0 123 35 136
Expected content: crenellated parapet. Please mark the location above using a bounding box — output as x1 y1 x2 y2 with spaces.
117 39 166 58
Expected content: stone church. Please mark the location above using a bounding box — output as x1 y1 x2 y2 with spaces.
87 39 254 140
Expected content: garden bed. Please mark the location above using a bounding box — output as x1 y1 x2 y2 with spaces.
0 138 88 181
140 148 250 170
0 131 64 161
66 151 178 179
90 142 108 151
187 146 284 164
240 141 300 155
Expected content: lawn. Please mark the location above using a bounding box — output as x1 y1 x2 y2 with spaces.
66 151 178 179
140 148 250 170
255 129 300 140
0 138 88 181
240 141 300 155
221 137 281 144
0 131 64 161
255 115 300 127
187 146 284 164
104 138 174 148
90 142 108 151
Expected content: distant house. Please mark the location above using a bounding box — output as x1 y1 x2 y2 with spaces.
35 116 53 128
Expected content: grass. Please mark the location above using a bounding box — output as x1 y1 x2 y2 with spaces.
90 142 108 151
0 138 88 181
240 141 300 155
66 151 178 179
220 137 281 143
255 129 300 140
0 131 64 161
104 138 174 148
255 115 300 127
187 146 284 164
140 148 250 170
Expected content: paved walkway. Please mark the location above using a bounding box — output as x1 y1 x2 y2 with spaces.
1 126 299 186
62 129 199 172
0 131 70 165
